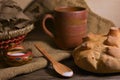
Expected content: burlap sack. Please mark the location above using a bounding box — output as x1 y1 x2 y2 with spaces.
0 0 115 80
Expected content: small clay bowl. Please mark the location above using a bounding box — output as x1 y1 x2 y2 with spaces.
5 49 32 66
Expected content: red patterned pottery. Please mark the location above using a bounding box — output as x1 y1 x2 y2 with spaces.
5 46 32 66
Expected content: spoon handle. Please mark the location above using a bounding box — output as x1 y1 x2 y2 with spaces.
34 43 57 63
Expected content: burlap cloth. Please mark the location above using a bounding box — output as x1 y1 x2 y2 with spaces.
0 0 115 80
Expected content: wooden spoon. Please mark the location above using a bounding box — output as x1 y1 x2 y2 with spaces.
34 43 73 77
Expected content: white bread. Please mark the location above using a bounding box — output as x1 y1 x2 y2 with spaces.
73 27 120 73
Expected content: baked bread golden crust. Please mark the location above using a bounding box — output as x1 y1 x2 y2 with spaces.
73 27 120 73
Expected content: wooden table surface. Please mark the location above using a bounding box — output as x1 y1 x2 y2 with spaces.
11 57 120 80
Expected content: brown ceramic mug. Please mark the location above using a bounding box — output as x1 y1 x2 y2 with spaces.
42 7 88 49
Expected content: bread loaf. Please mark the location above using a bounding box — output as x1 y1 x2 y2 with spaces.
73 27 120 73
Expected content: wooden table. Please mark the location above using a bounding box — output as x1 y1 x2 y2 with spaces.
11 57 120 80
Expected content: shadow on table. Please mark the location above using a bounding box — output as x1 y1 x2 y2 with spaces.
45 57 120 79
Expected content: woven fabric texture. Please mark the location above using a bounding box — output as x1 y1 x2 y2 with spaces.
0 0 115 80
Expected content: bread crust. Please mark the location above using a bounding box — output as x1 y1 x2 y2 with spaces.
73 27 120 73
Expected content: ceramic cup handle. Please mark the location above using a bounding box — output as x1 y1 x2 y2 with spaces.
42 14 55 38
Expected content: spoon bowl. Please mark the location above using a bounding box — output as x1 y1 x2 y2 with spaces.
34 43 73 77
53 62 73 77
